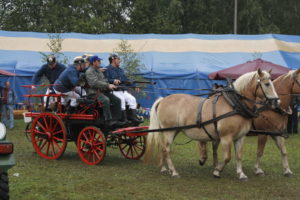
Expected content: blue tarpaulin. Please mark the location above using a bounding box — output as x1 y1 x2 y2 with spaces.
0 31 300 109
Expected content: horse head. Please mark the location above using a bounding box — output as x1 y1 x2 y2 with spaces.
256 68 280 108
291 68 300 104
234 69 280 108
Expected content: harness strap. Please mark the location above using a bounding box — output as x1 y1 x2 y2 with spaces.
117 110 241 135
196 99 215 140
213 94 221 138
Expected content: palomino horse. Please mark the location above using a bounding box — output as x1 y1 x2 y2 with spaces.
197 69 300 177
144 69 279 180
254 69 300 176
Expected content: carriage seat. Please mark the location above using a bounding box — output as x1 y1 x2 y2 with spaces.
77 95 97 106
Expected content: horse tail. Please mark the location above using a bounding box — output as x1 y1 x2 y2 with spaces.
144 97 164 164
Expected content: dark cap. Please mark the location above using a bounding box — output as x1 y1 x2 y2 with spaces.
89 55 103 63
108 54 120 63
73 56 85 64
47 56 56 64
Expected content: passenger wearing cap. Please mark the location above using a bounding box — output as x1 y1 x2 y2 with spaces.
105 54 143 124
53 56 86 109
32 56 66 87
85 55 124 127
82 54 93 68
32 56 66 104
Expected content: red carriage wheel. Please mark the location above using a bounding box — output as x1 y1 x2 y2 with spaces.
77 126 106 165
118 135 146 160
31 113 67 160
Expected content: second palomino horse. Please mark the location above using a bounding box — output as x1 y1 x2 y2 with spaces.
198 69 300 177
144 69 279 180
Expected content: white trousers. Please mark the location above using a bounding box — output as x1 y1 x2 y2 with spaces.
113 90 137 110
43 88 56 104
54 88 80 107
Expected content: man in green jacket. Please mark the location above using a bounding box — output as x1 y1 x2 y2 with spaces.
85 55 124 127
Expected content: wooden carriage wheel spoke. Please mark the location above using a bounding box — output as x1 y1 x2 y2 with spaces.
52 139 63 151
83 133 89 142
42 116 49 130
36 120 47 133
132 145 139 155
49 116 53 130
34 129 47 135
52 136 64 143
50 141 56 155
52 120 59 132
45 141 51 156
37 139 48 150
53 129 63 136
95 146 104 152
120 144 128 151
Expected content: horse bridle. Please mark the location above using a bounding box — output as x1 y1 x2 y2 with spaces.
254 77 279 106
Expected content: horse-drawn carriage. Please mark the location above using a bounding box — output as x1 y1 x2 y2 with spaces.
23 85 148 165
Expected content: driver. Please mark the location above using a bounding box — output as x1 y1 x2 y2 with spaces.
53 56 86 111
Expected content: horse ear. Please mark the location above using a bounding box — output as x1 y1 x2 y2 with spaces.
257 68 263 77
294 68 300 75
268 69 272 75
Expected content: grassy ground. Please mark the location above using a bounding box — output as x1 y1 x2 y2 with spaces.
6 119 300 200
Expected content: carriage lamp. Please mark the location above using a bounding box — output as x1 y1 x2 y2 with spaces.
0 143 14 155
0 122 6 140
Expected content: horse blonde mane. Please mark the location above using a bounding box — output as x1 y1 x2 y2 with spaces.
233 70 270 93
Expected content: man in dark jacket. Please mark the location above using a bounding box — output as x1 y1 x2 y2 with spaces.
53 57 86 108
85 55 124 127
105 54 142 124
32 56 66 87
32 56 66 107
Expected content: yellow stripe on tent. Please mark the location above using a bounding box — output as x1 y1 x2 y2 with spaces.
0 36 300 53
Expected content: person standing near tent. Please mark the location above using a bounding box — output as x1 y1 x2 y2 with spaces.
105 54 143 124
32 56 66 103
2 81 16 129
0 81 3 122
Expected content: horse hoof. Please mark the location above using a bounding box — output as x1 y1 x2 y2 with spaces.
213 171 221 178
255 172 265 177
284 173 293 178
199 160 206 166
213 175 221 178
239 177 248 182
160 170 169 176
172 174 181 178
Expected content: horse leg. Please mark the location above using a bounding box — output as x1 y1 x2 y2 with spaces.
163 131 180 177
158 147 169 175
212 140 220 168
271 136 293 177
234 136 248 181
198 141 208 166
254 135 268 176
213 137 232 178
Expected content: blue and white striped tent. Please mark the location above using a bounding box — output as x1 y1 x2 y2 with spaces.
0 30 300 109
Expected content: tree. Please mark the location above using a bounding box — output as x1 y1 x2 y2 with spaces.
40 34 69 65
0 0 300 35
113 39 146 82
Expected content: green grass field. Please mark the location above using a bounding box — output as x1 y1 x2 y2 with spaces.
6 119 300 200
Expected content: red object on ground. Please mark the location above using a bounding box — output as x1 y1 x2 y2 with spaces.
0 69 16 76
208 58 291 80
